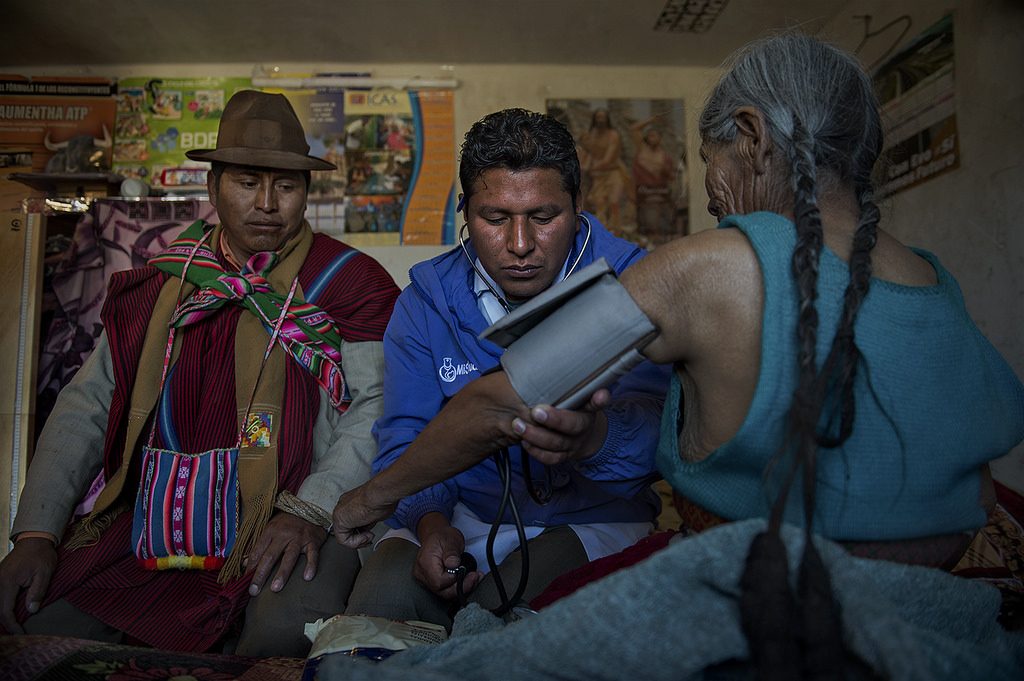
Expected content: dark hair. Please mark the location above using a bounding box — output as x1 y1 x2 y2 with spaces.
459 108 581 212
209 161 311 191
701 33 884 676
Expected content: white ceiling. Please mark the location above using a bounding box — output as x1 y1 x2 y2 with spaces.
3 0 851 69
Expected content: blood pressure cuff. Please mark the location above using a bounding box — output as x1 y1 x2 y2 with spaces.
479 258 657 409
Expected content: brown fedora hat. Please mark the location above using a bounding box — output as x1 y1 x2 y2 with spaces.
185 90 336 171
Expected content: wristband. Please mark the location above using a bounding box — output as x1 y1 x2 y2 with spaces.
14 531 57 545
275 490 333 532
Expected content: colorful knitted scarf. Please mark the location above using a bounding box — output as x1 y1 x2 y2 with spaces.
149 220 350 411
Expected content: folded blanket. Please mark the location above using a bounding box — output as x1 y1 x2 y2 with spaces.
307 519 1024 680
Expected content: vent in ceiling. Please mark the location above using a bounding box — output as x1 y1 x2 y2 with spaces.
653 0 729 33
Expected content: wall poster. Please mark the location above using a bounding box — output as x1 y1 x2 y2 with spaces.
873 15 958 197
547 98 688 248
19 76 458 246
299 87 455 246
113 77 252 191
0 77 116 174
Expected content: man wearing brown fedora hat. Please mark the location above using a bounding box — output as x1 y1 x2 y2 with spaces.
0 90 400 657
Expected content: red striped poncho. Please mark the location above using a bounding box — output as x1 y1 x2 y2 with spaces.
16 233 398 651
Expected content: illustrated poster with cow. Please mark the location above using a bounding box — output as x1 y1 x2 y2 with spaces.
0 77 116 174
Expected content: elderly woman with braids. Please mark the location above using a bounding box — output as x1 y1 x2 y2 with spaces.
618 33 1024 675
624 32 1024 568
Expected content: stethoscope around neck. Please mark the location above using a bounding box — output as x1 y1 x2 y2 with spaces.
450 211 594 619
458 212 593 314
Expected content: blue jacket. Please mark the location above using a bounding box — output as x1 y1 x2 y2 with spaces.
374 213 669 534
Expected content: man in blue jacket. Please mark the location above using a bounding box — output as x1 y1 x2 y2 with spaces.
344 108 669 627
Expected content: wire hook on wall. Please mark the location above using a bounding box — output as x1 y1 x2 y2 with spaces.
852 14 913 73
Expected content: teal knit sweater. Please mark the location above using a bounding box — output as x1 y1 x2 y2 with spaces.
657 212 1024 541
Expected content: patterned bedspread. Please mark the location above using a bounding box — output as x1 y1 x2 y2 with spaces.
0 635 304 681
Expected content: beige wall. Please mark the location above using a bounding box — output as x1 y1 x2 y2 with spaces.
822 0 1024 489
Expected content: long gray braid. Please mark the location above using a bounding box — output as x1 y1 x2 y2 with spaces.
699 32 884 679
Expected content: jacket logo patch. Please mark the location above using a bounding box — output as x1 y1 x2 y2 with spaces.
438 357 478 383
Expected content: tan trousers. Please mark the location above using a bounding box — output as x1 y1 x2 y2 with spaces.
344 525 588 629
22 537 360 657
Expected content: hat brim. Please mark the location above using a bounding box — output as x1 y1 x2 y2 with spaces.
185 147 336 171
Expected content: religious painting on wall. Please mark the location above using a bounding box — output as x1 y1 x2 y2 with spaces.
546 98 688 248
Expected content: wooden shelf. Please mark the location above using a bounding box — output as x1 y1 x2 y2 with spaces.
8 172 123 197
